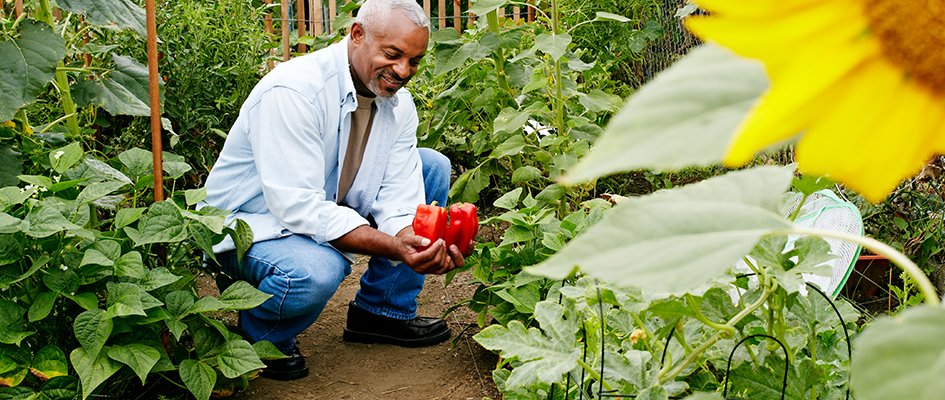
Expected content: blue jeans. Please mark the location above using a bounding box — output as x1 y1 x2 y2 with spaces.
218 148 450 352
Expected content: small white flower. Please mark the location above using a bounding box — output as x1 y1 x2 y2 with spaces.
60 265 68 271
37 186 47 193
52 150 65 160
53 175 61 182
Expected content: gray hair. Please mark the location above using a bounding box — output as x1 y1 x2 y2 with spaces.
356 0 430 34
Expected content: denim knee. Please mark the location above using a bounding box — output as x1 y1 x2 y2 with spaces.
274 259 348 318
419 148 451 204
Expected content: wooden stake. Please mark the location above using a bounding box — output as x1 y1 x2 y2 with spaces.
453 0 460 33
296 0 307 52
281 0 290 61
145 0 164 202
15 0 23 17
312 0 324 35
264 0 274 69
513 5 520 21
328 0 337 32
423 0 431 30
437 0 446 30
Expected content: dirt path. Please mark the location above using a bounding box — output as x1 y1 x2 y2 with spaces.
228 259 500 400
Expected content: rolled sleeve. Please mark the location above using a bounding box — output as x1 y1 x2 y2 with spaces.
250 87 369 243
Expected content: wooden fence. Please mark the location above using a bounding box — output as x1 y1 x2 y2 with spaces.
263 0 534 62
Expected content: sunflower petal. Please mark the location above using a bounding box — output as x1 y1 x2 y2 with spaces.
797 60 945 202
694 0 829 17
723 39 879 166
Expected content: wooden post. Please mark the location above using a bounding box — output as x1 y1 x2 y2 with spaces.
81 17 92 68
328 0 337 32
453 0 461 33
437 0 446 30
469 11 476 27
312 0 324 35
296 0 307 52
497 5 504 19
513 5 520 21
527 0 534 22
144 0 164 203
264 0 275 69
15 0 23 17
423 0 431 30
281 1 290 61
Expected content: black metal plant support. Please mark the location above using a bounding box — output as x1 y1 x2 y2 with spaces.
547 279 853 400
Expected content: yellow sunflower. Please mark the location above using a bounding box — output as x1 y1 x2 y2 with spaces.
685 0 945 202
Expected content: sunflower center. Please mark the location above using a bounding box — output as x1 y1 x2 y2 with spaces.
864 0 945 95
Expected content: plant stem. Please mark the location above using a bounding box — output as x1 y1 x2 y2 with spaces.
788 193 809 222
788 227 939 305
549 0 566 138
38 0 80 136
576 358 615 392
485 11 511 102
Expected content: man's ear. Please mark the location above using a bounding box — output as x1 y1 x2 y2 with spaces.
350 22 366 46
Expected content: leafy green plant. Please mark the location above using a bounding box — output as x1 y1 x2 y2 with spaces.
0 2 279 399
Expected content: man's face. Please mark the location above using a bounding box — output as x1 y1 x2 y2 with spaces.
349 12 429 97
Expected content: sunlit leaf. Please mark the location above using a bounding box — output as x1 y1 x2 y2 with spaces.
0 20 65 121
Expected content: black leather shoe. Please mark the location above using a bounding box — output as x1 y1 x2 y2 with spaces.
261 345 309 381
343 302 451 347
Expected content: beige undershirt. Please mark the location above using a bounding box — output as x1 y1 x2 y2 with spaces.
337 94 376 203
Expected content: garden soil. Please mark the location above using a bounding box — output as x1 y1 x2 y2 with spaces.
204 258 501 400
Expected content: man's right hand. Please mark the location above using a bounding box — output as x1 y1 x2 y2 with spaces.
397 234 462 275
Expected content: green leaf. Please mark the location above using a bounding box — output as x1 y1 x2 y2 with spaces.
73 309 112 360
0 234 22 266
27 292 57 322
49 142 83 174
69 347 121 400
23 206 82 238
560 44 769 184
493 107 531 134
528 166 794 295
0 301 33 346
187 296 227 315
535 33 572 61
216 340 266 379
63 292 98 310
114 207 144 229
57 0 147 38
117 148 152 182
791 175 834 196
511 166 542 184
852 305 945 400
113 251 145 279
137 267 181 291
494 188 523 210
489 135 525 159
468 0 506 16
38 375 79 400
232 219 254 262
107 344 159 385
179 359 215 400
105 283 146 317
29 345 68 381
681 393 725 400
219 281 271 311
72 55 154 117
162 152 192 179
75 157 133 185
79 249 114 268
594 11 631 23
165 291 194 319
578 89 623 113
252 341 287 361
474 320 581 388
0 20 66 121
180 209 226 235
43 268 80 294
76 181 128 205
0 187 32 209
184 188 207 206
126 201 187 246
0 145 21 187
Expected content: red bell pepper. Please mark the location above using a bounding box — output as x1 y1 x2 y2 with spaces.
446 202 478 256
412 202 447 250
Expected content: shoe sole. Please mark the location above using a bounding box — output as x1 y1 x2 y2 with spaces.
261 366 310 381
342 327 451 348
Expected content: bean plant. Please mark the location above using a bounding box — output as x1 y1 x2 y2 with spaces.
0 1 280 399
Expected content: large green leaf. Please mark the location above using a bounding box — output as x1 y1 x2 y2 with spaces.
527 166 794 295
29 345 68 381
72 55 155 117
56 0 146 38
0 145 22 187
560 44 769 185
0 20 65 121
106 344 159 385
69 347 121 400
73 309 112 360
179 359 215 400
219 281 271 311
22 205 82 238
534 33 571 62
125 201 187 246
0 300 34 345
105 282 146 317
49 142 83 174
468 0 506 15
216 340 266 379
474 319 581 388
852 305 945 400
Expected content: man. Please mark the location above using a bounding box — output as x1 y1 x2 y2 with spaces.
202 0 463 381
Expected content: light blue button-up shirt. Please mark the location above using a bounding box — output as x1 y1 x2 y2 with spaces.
203 38 425 254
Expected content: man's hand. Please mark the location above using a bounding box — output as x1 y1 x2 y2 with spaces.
396 233 465 275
